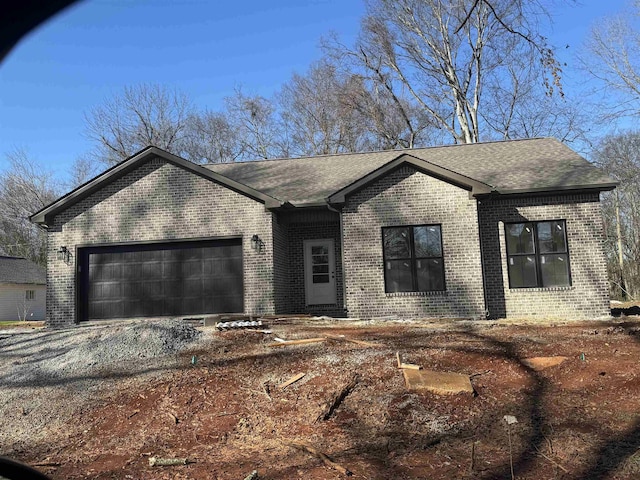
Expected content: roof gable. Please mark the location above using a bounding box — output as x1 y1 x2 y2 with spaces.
31 147 282 227
327 153 493 204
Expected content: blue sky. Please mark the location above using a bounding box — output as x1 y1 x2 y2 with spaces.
0 0 630 178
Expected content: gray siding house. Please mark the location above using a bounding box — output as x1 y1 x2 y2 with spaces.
31 138 616 328
0 256 46 321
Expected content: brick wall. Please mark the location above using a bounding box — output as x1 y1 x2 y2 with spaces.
478 193 610 319
341 166 486 319
272 213 290 314
46 157 275 327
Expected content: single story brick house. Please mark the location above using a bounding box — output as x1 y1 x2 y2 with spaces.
31 138 616 327
0 256 46 321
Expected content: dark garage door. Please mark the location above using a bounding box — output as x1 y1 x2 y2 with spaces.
78 239 243 321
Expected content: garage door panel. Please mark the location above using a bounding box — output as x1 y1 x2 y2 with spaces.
80 239 243 321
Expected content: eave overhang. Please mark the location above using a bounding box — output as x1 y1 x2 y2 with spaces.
30 146 283 227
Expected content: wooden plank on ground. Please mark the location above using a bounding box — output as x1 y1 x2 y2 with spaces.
278 373 306 390
267 338 326 348
325 334 380 348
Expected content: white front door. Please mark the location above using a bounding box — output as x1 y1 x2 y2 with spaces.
304 239 337 305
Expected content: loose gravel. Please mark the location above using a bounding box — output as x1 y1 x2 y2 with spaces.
0 319 207 455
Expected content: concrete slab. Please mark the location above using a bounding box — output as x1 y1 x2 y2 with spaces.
402 368 474 395
521 356 568 371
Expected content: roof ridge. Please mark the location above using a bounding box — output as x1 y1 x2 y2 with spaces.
203 137 549 167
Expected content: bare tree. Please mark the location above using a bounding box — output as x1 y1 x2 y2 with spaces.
85 83 193 164
327 0 564 144
593 132 640 299
224 88 287 160
0 149 60 265
583 3 640 120
323 45 439 149
183 111 245 164
64 156 102 190
279 60 375 156
481 55 587 143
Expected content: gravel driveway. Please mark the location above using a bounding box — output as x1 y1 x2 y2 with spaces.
0 319 207 456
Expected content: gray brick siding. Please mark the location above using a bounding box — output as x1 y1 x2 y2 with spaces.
272 213 290 314
478 193 610 319
341 166 486 319
46 157 275 327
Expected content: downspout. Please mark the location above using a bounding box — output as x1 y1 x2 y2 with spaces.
327 203 347 314
476 197 490 319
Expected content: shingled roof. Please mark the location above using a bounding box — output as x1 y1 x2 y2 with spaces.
205 138 615 205
0 256 46 285
31 138 616 227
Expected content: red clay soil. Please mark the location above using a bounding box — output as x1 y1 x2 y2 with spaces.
16 319 640 480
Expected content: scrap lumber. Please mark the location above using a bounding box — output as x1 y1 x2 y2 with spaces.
396 351 422 370
399 363 422 370
316 373 359 422
267 337 326 348
278 373 306 390
325 334 380 348
243 470 259 480
403 369 474 395
284 440 352 476
148 457 190 467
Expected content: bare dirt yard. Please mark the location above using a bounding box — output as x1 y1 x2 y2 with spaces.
2 312 640 480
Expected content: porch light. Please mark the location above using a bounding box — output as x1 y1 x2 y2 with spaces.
58 246 71 263
251 234 265 253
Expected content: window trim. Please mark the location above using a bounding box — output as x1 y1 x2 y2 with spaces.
504 219 572 289
381 224 446 293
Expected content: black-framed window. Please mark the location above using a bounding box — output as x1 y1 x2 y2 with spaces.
382 225 445 293
505 220 571 288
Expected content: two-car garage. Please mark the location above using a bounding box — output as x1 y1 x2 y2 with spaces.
77 239 243 321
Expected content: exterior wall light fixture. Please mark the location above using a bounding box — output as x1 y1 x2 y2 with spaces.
251 234 265 253
58 246 72 263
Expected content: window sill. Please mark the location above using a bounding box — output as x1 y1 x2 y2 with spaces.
386 291 447 297
508 286 574 293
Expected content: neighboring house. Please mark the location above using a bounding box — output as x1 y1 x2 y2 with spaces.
0 256 46 321
31 138 616 328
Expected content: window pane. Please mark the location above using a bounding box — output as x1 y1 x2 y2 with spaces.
311 245 328 255
385 260 413 292
540 254 570 287
537 221 567 253
312 255 329 264
312 265 329 274
312 274 330 284
384 227 411 259
506 223 535 254
414 226 442 257
508 255 537 287
416 258 445 291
